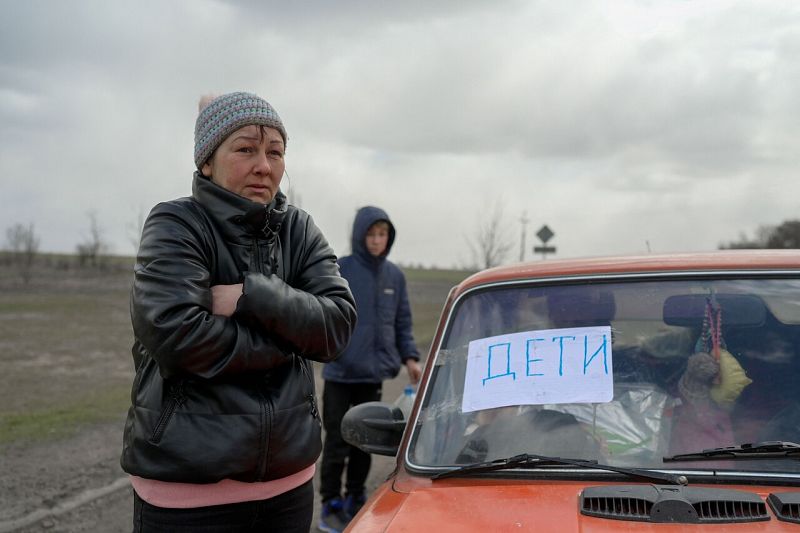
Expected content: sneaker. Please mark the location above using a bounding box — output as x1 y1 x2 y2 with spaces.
344 492 367 520
318 497 350 533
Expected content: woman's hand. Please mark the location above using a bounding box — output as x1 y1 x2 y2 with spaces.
211 284 243 317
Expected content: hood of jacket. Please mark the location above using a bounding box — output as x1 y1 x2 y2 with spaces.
351 205 396 267
192 172 287 244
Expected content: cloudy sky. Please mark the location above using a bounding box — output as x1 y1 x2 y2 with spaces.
2 0 799 269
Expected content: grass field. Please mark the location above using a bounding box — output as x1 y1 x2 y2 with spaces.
0 255 471 445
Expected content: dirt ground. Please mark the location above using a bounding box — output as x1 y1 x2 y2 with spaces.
0 260 456 532
1 371 404 533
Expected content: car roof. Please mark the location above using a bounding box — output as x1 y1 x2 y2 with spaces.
456 250 800 294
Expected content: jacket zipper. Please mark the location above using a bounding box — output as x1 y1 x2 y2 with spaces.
256 391 272 481
373 264 382 356
252 208 277 275
299 359 320 422
253 214 272 481
148 381 185 444
252 237 263 273
255 204 283 480
308 394 320 421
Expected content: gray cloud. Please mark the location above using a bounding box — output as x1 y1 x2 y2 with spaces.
1 0 799 267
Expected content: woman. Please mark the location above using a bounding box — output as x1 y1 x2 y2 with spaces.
121 92 357 532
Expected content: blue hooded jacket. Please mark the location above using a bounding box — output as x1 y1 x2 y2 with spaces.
322 206 419 383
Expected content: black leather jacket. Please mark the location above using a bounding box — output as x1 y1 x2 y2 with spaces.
121 174 356 483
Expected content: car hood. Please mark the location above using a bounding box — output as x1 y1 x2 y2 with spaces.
350 479 794 532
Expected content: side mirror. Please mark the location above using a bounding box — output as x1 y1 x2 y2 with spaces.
341 401 406 456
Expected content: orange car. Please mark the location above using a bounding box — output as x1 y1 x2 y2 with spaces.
343 251 800 532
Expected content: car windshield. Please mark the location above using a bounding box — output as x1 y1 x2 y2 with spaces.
408 275 800 478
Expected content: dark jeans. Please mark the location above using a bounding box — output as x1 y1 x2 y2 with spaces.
319 381 382 502
132 479 313 533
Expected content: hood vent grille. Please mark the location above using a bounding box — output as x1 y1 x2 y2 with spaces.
768 492 800 524
580 485 769 524
693 500 768 521
582 496 652 520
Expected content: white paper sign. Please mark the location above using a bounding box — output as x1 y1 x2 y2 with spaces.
461 326 613 413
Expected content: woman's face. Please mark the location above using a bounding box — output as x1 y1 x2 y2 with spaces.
202 125 285 204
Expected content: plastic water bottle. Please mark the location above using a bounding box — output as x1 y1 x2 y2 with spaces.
393 384 416 419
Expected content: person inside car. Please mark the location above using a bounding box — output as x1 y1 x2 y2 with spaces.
728 314 800 443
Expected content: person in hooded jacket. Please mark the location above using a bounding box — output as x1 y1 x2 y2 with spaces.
318 206 422 532
120 92 356 533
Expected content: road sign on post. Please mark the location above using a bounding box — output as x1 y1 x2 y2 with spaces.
536 225 554 244
534 225 556 260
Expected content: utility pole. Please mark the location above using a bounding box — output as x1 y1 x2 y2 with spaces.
519 211 529 262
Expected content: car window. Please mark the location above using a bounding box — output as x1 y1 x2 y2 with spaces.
408 276 800 476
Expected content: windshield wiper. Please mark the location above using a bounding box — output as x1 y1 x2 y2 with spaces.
664 441 800 462
432 453 687 485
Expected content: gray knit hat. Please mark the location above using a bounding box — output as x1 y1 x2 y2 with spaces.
194 91 287 170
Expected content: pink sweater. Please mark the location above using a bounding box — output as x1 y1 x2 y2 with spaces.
130 464 315 509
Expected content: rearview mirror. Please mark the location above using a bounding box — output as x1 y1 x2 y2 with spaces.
663 294 766 328
341 401 406 456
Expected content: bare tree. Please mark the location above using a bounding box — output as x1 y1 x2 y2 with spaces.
718 221 800 250
765 220 800 249
718 225 772 249
76 211 110 268
127 205 147 253
5 222 40 284
466 201 515 270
